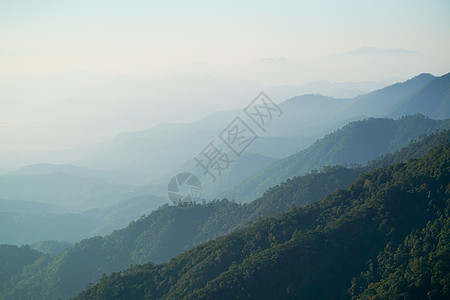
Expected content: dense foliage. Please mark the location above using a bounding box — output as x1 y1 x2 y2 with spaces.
0 166 358 299
0 245 48 291
75 144 450 299
349 216 450 298
1 129 449 300
366 129 450 170
28 241 72 257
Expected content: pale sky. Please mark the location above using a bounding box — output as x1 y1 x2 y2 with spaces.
0 0 449 169
1 0 449 76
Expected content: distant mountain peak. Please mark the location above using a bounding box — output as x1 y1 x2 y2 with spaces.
410 72 435 80
259 57 288 63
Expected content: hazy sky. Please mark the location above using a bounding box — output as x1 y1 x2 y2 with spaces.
1 0 449 77
1 0 449 169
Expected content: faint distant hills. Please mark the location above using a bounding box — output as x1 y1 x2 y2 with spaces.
0 172 137 210
3 72 448 211
0 198 65 214
259 57 288 63
336 46 421 57
0 194 167 244
79 72 450 188
13 163 107 179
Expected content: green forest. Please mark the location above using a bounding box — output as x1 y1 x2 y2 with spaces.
0 129 449 299
74 144 450 299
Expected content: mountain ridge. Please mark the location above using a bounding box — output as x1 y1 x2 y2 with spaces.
74 143 450 299
2 129 449 299
224 114 450 202
78 72 448 187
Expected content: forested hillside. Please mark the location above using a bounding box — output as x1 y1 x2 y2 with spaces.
75 144 450 299
1 130 448 299
226 114 450 202
0 167 359 299
0 245 48 290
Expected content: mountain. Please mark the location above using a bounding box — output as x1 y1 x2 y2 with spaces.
12 71 444 206
0 245 49 290
0 198 65 214
0 194 167 245
350 216 450 298
28 241 72 257
11 163 131 185
0 166 359 299
80 109 319 186
74 143 450 299
2 129 448 299
13 163 104 178
389 72 450 119
0 211 96 245
0 163 167 245
341 73 435 117
78 72 448 192
0 173 140 210
1 71 449 297
80 194 167 236
178 151 278 199
265 79 387 99
225 114 450 202
366 129 450 169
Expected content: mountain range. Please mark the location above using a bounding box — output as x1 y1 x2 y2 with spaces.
0 194 166 245
1 129 448 299
74 141 450 299
78 72 449 188
1 114 448 245
225 114 450 202
1 72 449 299
2 72 447 207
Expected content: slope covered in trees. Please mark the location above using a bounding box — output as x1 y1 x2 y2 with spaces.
226 114 450 202
1 129 449 299
349 215 450 298
0 167 359 299
367 129 450 169
75 144 450 299
0 245 49 292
